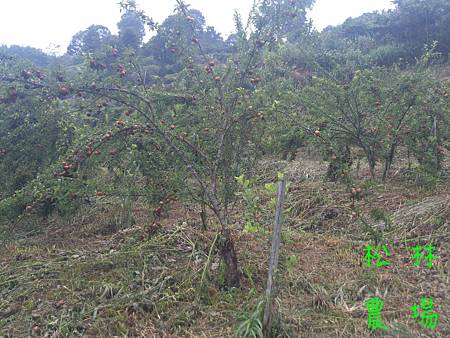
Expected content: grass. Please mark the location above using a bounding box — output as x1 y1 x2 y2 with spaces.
1 154 449 337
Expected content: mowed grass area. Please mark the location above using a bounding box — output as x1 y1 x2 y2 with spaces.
1 155 449 337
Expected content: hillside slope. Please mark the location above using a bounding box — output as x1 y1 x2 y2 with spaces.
1 153 449 337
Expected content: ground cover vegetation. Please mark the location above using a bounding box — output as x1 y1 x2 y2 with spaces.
0 0 449 336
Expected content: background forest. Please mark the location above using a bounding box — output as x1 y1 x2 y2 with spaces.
0 0 449 337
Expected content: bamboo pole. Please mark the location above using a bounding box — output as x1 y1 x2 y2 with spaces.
263 177 286 337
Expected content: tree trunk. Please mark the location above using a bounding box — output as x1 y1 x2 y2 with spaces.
208 198 240 288
220 227 240 287
368 155 376 179
407 149 411 170
356 158 361 178
361 145 376 179
200 200 207 230
382 143 397 183
382 159 390 183
213 206 240 287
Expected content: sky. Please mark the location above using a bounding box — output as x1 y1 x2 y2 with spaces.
0 0 395 55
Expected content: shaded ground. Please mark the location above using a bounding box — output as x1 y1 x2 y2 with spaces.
1 154 449 337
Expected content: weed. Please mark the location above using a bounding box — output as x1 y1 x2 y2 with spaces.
235 299 265 338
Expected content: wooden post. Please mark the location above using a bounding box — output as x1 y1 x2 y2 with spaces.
263 178 286 337
432 116 437 138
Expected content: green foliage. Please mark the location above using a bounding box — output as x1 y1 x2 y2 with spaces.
1 0 323 289
67 25 113 55
254 0 315 43
410 166 441 190
236 175 262 232
298 58 448 181
360 216 384 244
235 175 282 233
117 10 146 50
0 58 69 198
0 45 56 66
391 0 450 57
280 128 306 161
284 254 298 274
0 0 449 297
368 44 408 66
235 299 265 338
324 0 450 65
369 208 392 229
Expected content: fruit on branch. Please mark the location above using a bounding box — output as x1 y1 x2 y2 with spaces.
117 64 127 78
86 146 94 156
127 129 136 136
59 86 70 96
314 130 321 136
115 119 125 128
21 70 32 79
214 76 221 82
153 207 162 218
255 39 264 48
351 187 362 199
170 124 176 130
35 71 45 80
186 16 195 23
146 222 160 235
89 59 107 71
111 47 119 57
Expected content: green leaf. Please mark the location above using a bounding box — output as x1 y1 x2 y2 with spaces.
264 183 276 194
277 171 285 180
